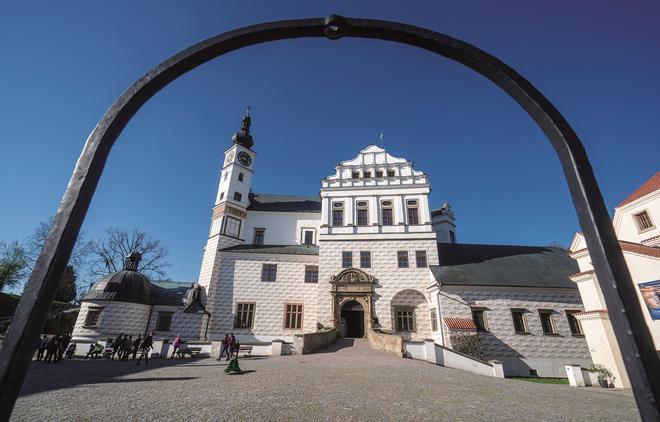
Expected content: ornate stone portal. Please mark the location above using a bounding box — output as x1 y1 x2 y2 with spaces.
330 268 375 337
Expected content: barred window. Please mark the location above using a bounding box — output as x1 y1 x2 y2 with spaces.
539 310 557 334
156 312 172 331
261 264 277 282
397 251 409 268
84 308 101 327
234 303 255 329
415 250 427 268
395 308 415 332
284 304 303 329
360 251 371 268
342 251 352 268
634 211 654 231
304 265 319 283
566 310 584 336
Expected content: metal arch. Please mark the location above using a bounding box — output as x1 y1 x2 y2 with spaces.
0 15 658 420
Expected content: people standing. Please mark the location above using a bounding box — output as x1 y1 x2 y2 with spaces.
65 341 76 359
228 333 237 361
44 334 60 364
171 334 182 358
122 335 133 360
111 333 123 360
136 332 154 365
132 335 142 360
57 333 71 362
217 333 230 361
36 335 48 361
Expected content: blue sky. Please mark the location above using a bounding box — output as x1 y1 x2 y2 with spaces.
1 1 658 284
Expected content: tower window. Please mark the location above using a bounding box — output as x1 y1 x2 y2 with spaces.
233 192 242 202
332 202 344 227
238 173 244 182
449 231 456 243
415 250 427 268
253 228 265 245
261 264 277 282
360 251 371 268
222 216 241 238
406 200 419 225
357 201 369 226
234 303 255 329
351 172 360 179
376 170 383 178
634 211 654 231
342 251 352 268
219 192 225 200
397 251 409 268
363 171 371 178
387 170 395 177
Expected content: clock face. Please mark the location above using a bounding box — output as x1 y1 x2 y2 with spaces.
237 151 252 167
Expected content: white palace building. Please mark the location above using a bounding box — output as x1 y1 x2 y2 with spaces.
73 113 595 377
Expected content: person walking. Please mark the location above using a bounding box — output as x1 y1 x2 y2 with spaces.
170 334 182 358
57 333 70 362
136 332 154 365
36 335 48 361
44 334 60 364
122 335 133 360
217 334 230 361
228 333 237 361
132 335 142 360
111 333 123 360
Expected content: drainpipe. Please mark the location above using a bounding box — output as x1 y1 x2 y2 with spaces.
435 289 445 347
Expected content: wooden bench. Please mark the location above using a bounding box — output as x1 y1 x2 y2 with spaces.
238 345 253 357
177 346 202 358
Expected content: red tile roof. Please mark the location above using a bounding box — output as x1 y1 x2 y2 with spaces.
617 172 660 207
443 317 477 331
569 269 595 279
571 241 660 259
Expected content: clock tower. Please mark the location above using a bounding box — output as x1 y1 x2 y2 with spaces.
197 110 256 297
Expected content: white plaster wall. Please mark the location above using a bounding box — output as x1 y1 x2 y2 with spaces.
204 252 320 342
438 286 591 376
243 211 321 245
317 238 439 339
578 314 631 388
145 305 206 341
73 301 151 341
612 192 659 243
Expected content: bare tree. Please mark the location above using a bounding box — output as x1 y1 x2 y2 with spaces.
26 216 90 271
0 240 29 292
88 227 170 279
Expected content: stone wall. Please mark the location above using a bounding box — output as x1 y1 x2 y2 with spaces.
146 305 206 341
72 300 150 341
367 329 403 357
439 286 592 377
293 328 337 354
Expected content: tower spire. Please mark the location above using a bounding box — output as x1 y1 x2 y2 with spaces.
231 107 254 149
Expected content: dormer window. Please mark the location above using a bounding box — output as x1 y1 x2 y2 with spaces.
634 211 655 232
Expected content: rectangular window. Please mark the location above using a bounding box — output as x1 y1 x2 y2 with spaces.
430 309 438 332
449 231 456 243
363 171 371 178
351 171 360 179
415 250 427 268
342 251 353 268
357 209 369 226
84 308 101 327
381 207 393 226
407 206 419 225
387 170 395 177
253 228 265 245
397 251 409 268
634 211 654 231
360 251 371 268
376 170 383 178
472 309 488 332
238 173 244 182
261 264 277 282
284 304 303 330
302 229 314 245
222 216 241 238
511 309 529 334
156 312 173 331
219 192 225 200
304 265 319 283
539 310 557 334
234 303 255 329
233 191 242 202
566 310 584 336
332 203 344 227
395 308 415 332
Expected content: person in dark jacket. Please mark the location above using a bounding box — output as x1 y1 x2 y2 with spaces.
217 334 230 361
44 335 60 364
132 335 142 360
36 335 48 361
122 335 132 360
136 332 154 365
111 333 123 360
57 333 71 362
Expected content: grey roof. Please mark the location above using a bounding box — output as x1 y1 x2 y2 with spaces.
220 244 319 255
151 280 194 306
431 243 578 289
82 270 153 305
248 193 321 213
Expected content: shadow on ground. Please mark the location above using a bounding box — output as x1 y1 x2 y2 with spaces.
310 338 355 354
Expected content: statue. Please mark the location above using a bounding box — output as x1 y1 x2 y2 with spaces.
183 283 204 313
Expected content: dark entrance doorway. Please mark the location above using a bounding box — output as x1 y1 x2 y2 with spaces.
341 300 364 338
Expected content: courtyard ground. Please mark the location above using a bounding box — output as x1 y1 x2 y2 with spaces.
12 339 639 421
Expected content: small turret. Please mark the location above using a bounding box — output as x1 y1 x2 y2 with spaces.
231 107 254 149
432 202 457 243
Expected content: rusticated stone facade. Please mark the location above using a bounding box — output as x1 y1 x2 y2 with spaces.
74 301 151 341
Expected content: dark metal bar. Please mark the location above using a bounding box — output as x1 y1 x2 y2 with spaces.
1 15 657 420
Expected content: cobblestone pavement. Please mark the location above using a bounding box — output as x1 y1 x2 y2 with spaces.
12 339 639 421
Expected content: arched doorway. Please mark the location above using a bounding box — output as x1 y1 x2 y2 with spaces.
341 300 364 338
